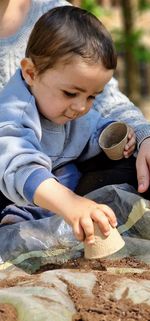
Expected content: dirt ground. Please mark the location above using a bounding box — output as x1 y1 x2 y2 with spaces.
0 257 149 321
37 257 150 321
36 256 150 273
0 304 17 321
71 271 150 321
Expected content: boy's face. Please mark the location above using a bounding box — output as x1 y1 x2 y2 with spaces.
22 56 114 125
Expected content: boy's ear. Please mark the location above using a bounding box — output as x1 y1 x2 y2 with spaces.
21 58 37 86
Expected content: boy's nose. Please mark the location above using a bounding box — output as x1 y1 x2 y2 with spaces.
71 103 86 113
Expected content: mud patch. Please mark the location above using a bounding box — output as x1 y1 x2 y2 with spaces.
36 256 150 273
66 272 150 321
0 303 18 321
0 257 149 321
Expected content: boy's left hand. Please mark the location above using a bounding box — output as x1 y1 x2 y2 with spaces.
123 126 136 158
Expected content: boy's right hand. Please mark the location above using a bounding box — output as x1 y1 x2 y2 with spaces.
34 178 117 245
62 194 117 245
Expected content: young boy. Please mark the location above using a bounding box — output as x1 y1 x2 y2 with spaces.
0 6 136 244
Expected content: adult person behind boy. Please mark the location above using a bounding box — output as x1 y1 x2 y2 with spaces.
0 0 69 89
0 0 150 197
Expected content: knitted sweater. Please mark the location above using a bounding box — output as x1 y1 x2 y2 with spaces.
0 0 69 90
0 0 150 146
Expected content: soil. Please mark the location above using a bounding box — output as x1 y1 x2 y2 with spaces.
37 256 150 320
0 304 18 321
36 256 150 273
0 257 149 321
68 272 150 321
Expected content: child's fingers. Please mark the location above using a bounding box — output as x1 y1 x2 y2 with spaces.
123 128 136 158
125 135 136 150
73 220 85 242
124 145 136 158
124 140 136 158
80 217 95 244
71 204 117 245
127 126 134 138
91 205 117 236
91 210 111 236
96 204 117 227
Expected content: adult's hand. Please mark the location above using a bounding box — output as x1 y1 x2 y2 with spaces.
136 138 150 193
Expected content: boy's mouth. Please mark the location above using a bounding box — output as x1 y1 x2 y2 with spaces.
64 112 79 120
63 109 86 120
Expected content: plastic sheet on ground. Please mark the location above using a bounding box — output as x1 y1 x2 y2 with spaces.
0 184 150 320
0 183 150 269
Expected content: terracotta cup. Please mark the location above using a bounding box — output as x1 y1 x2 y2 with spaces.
99 122 128 160
84 223 125 259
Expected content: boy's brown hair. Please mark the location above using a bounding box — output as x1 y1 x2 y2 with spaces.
26 5 117 75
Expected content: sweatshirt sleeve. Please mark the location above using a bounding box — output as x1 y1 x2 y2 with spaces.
0 122 56 205
93 77 150 149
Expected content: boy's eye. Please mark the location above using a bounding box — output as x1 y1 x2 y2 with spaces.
88 96 96 100
63 91 76 97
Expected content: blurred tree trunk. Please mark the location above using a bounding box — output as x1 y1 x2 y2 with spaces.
120 0 141 104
